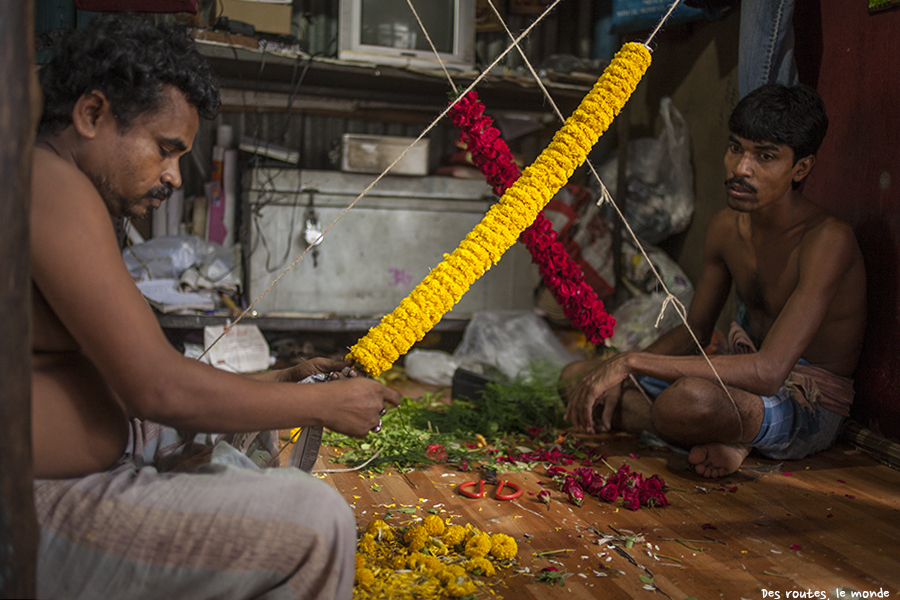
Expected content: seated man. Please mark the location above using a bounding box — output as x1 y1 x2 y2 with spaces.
561 83 866 478
31 15 400 599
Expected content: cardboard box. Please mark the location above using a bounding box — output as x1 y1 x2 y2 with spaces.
341 134 430 176
219 0 293 35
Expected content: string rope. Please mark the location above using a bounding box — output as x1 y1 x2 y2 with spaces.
468 0 743 439
405 0 455 87
645 0 685 46
202 0 743 441
199 0 566 360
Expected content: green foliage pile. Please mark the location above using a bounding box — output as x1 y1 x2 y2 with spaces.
322 364 568 473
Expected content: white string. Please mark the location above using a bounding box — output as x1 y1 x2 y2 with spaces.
405 0 455 88
645 0 685 46
205 0 744 441
201 0 567 358
484 0 742 438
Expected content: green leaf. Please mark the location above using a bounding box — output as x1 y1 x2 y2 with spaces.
639 574 655 585
397 507 416 514
371 485 381 492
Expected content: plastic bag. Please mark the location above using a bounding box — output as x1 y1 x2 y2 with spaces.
610 0 727 34
598 97 694 244
609 289 694 352
405 312 578 386
452 311 578 382
123 235 240 290
542 186 615 301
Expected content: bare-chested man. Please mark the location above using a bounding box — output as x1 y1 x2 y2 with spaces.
561 84 866 478
31 15 399 600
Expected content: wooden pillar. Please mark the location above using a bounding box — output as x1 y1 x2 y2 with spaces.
0 0 37 598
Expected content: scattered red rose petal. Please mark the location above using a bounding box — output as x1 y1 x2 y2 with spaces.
837 479 845 483
827 514 834 518
784 472 792 476
790 544 801 550
629 453 640 459
701 523 717 530
846 494 856 499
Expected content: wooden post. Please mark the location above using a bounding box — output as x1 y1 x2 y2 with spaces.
0 0 38 598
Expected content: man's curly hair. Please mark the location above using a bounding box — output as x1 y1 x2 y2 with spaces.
38 14 220 134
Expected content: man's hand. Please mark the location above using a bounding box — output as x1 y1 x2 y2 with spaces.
263 358 360 383
565 354 630 433
321 378 402 438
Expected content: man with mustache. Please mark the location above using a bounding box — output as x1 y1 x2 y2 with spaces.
561 84 866 478
30 14 399 599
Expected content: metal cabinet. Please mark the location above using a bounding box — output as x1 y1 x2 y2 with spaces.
244 168 538 318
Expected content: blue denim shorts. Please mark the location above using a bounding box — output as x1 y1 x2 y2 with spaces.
635 364 845 460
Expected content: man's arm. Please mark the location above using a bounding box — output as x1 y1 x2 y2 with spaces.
31 153 398 438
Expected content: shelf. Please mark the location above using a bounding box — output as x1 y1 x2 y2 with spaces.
195 38 592 116
157 313 470 333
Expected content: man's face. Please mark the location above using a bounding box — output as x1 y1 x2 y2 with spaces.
723 134 806 213
89 85 199 219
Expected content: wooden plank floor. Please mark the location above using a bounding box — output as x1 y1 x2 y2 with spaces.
303 382 900 599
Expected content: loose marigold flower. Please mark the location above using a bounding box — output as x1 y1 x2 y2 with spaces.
348 42 651 376
358 533 377 557
422 514 446 537
436 564 467 585
466 556 496 577
365 519 394 541
490 533 518 561
464 533 493 558
355 567 375 587
442 524 467 547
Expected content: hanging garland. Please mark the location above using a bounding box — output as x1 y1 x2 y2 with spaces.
449 90 616 345
348 42 652 376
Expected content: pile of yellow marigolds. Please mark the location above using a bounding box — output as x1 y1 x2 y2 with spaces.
355 515 518 599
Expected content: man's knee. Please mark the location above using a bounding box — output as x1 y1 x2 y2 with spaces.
652 377 722 437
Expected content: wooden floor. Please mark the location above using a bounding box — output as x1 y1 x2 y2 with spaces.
307 381 900 599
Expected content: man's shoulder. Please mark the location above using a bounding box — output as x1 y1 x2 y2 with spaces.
705 207 743 243
802 212 859 251
32 144 105 214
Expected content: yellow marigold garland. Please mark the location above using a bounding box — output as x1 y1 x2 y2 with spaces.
348 42 651 375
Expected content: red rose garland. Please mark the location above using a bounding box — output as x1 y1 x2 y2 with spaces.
449 91 616 344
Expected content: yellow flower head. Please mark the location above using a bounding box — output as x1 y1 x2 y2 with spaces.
466 556 496 577
355 552 366 569
422 514 446 537
407 552 442 572
349 42 652 376
489 533 518 561
436 564 467 585
358 533 377 557
355 567 375 588
464 533 493 558
365 519 394 542
442 524 467 547
404 525 430 552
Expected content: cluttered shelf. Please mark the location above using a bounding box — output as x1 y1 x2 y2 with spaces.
193 32 593 117
156 312 470 333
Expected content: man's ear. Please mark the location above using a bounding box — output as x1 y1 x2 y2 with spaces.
71 89 114 139
792 154 816 184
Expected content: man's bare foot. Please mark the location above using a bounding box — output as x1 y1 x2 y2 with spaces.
688 443 751 478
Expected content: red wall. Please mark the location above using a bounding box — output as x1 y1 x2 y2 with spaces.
796 2 900 439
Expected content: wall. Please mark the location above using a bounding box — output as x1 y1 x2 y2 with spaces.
795 2 900 440
620 10 741 322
